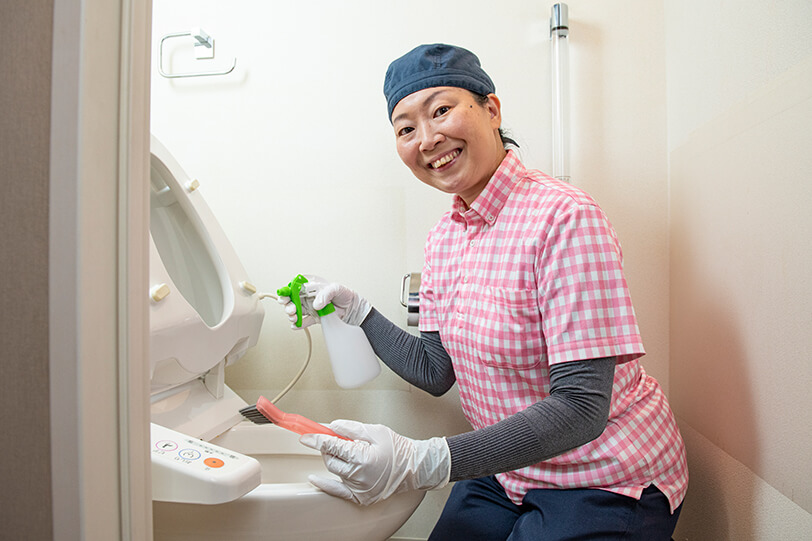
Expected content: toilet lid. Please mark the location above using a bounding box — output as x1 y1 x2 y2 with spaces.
148 135 264 441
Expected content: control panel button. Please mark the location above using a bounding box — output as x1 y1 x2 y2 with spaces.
204 457 225 468
155 440 178 451
179 449 202 460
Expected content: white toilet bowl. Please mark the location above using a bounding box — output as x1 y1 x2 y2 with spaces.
153 423 425 541
148 135 422 539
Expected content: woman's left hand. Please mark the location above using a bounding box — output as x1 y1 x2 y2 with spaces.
299 420 450 506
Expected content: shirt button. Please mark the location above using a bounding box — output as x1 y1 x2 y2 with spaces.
469 240 476 247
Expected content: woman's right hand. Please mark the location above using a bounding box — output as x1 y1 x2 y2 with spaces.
277 277 372 329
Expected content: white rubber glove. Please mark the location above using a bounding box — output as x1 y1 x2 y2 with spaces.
278 277 372 328
299 420 451 506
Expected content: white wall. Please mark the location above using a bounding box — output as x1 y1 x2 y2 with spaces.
666 0 812 538
151 1 670 538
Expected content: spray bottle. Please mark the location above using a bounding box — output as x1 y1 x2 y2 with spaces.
278 274 381 389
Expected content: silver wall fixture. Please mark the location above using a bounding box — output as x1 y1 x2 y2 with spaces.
550 3 570 182
400 273 421 327
159 27 237 79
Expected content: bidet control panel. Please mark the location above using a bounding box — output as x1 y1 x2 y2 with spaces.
151 423 261 505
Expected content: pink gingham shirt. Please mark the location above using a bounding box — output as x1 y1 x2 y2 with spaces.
419 151 687 511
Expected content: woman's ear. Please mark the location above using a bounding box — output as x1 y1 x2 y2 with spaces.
486 93 502 128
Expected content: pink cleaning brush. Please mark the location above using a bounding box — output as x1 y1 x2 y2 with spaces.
240 396 350 440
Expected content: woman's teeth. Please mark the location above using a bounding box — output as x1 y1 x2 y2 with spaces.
431 150 460 169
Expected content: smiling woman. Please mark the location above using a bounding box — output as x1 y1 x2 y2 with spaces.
279 43 688 541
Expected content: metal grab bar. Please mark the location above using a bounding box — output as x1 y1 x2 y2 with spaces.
158 29 237 79
550 4 570 182
400 273 421 327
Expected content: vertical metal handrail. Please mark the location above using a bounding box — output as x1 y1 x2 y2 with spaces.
550 4 570 182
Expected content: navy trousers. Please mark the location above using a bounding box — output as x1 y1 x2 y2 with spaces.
429 476 682 541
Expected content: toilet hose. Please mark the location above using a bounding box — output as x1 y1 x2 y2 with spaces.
258 292 313 404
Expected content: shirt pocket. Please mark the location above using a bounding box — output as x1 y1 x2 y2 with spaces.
459 284 545 370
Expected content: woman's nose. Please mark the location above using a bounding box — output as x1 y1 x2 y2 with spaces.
419 127 443 152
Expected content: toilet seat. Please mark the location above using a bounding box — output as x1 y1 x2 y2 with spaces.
148 135 264 439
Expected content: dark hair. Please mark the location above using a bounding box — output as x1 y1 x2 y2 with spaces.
471 92 519 149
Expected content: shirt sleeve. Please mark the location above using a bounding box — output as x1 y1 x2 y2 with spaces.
360 308 455 396
536 203 645 365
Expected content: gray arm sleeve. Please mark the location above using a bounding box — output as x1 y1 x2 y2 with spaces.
446 356 615 481
359 308 615 481
360 308 456 396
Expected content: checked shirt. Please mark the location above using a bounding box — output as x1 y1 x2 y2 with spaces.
419 150 687 511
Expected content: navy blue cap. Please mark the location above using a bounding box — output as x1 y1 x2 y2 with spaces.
384 44 495 122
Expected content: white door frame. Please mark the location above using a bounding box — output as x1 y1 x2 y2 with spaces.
50 0 152 539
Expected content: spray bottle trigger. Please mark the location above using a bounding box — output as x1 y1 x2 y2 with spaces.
297 281 334 318
277 274 309 327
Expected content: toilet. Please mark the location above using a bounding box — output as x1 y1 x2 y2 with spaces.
148 135 424 540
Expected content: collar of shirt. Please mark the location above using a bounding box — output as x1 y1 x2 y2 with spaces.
450 150 524 229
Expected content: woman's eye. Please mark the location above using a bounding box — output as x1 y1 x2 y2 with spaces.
397 126 414 137
434 106 451 117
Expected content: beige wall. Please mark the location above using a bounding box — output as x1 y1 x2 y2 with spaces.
0 2 55 539
666 0 812 538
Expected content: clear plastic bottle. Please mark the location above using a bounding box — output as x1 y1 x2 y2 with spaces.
319 308 381 388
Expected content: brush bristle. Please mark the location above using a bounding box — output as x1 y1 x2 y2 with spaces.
240 404 273 424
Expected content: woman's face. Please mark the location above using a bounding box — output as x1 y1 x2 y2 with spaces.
391 87 506 207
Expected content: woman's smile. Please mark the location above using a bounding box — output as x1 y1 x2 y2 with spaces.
429 149 462 170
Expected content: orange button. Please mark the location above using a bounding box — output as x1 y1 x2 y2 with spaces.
204 457 224 468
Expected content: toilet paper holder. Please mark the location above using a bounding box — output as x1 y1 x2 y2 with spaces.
400 273 421 327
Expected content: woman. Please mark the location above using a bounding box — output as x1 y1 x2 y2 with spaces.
287 43 688 540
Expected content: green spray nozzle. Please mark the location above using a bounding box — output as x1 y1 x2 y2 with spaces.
277 274 335 327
